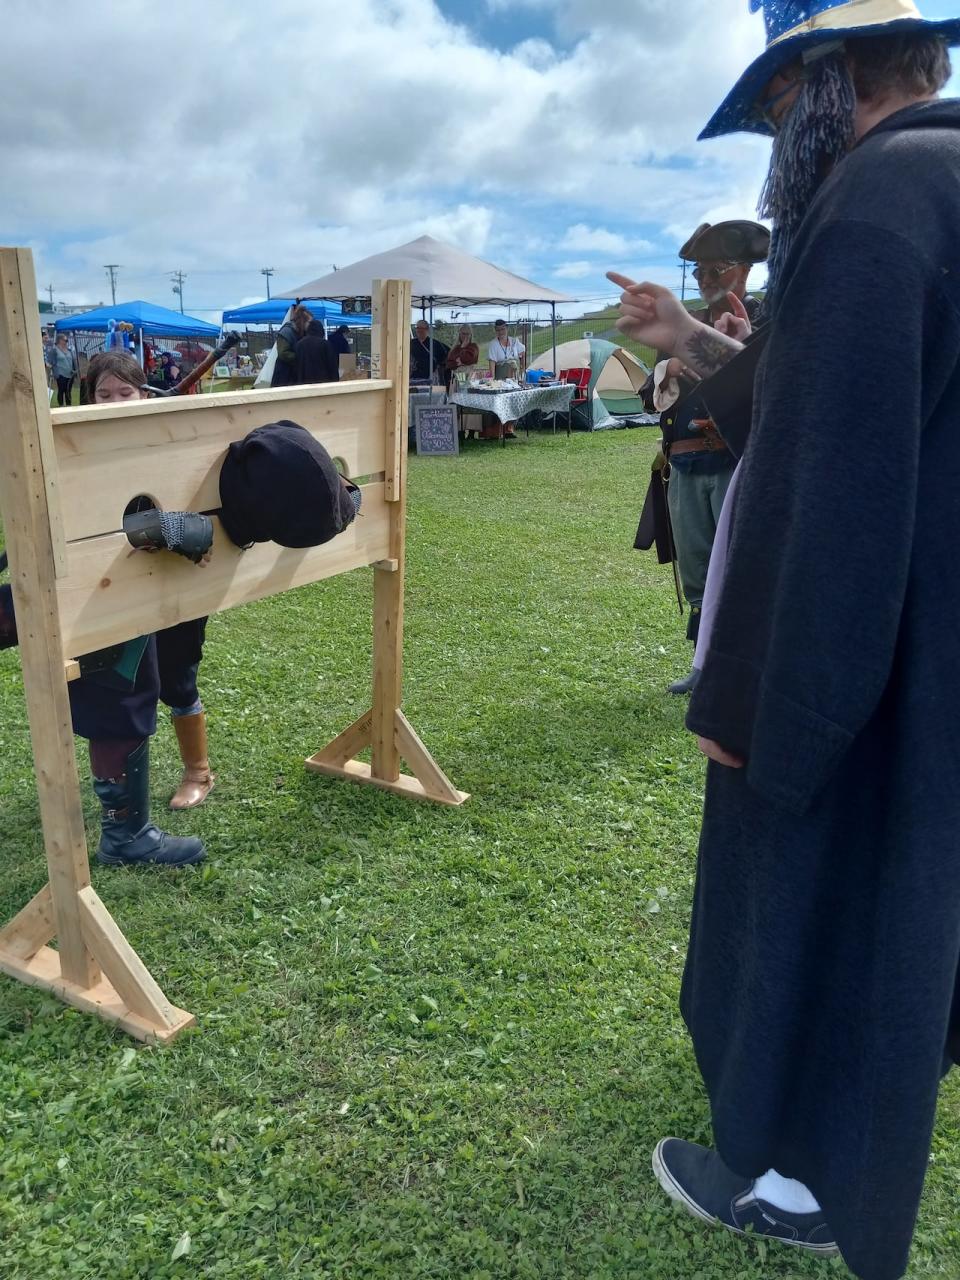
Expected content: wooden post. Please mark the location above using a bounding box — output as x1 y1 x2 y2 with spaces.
371 279 407 782
0 246 193 1042
0 248 97 990
306 279 468 807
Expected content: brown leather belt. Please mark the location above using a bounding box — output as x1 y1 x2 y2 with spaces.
667 433 728 455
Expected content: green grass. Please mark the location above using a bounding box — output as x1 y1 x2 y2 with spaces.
1 430 957 1278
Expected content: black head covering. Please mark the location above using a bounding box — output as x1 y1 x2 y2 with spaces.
218 420 357 549
679 220 771 263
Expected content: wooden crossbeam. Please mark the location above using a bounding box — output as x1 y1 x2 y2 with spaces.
53 382 389 542
57 484 390 657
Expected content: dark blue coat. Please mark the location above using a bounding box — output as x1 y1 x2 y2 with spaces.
685 101 960 1280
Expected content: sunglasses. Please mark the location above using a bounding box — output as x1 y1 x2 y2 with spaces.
692 262 744 284
750 40 845 132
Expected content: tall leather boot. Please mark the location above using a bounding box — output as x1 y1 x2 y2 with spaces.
93 739 206 867
170 711 214 810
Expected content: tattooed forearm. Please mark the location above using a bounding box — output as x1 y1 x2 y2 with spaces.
683 327 742 377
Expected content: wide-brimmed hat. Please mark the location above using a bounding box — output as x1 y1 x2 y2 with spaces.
701 0 960 140
679 220 771 263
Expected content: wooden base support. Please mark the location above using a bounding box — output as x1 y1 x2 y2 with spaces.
306 708 469 807
0 882 195 1044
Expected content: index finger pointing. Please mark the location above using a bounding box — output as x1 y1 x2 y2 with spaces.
606 270 638 290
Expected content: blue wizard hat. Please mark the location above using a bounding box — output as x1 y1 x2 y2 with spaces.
700 0 960 139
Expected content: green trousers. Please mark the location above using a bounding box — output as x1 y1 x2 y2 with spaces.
667 463 734 611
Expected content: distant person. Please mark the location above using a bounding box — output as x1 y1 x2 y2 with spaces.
445 324 479 378
486 319 525 378
328 324 352 357
271 304 313 388
294 318 339 384
51 334 76 406
484 319 526 440
410 319 449 383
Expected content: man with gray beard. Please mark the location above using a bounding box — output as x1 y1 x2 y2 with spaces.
610 3 960 1277
640 220 768 695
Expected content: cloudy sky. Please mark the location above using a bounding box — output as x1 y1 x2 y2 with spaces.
4 0 958 320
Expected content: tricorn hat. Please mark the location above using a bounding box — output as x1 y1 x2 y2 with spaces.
701 0 960 140
679 220 771 263
218 420 358 549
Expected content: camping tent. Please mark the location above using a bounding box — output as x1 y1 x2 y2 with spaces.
221 298 370 327
278 235 572 383
54 300 219 338
528 339 653 430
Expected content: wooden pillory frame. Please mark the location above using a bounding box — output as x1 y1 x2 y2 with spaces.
0 247 467 1044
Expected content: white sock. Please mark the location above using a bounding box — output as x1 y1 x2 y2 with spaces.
753 1168 821 1214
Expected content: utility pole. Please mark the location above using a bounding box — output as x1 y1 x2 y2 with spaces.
46 283 55 308
104 263 120 305
260 267 274 299
680 259 687 303
170 270 186 313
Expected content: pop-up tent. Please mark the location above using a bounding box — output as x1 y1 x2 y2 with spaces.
528 339 652 430
221 298 370 327
54 300 219 338
54 300 220 373
278 235 572 383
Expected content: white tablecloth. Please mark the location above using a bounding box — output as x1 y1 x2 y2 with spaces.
450 383 575 425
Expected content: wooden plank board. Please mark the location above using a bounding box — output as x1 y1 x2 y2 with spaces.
56 483 390 657
53 382 389 542
0 246 97 989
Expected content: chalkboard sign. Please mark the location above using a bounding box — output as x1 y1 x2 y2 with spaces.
414 403 459 456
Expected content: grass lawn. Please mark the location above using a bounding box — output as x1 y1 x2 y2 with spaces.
0 429 957 1278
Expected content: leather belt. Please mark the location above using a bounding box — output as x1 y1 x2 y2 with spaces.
667 433 728 455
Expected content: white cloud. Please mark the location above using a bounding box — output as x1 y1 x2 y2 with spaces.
0 0 776 310
553 260 593 279
559 224 655 255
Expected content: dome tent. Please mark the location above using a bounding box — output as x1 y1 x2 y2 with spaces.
528 339 652 430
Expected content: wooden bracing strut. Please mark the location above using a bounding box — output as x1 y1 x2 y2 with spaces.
0 251 466 1042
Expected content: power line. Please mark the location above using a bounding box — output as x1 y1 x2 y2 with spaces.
103 263 120 305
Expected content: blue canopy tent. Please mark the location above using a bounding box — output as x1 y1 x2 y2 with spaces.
54 300 219 338
221 297 370 327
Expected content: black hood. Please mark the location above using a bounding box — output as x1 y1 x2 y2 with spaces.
218 420 357 549
862 98 960 142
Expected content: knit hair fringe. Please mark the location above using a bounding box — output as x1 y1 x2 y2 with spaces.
758 55 857 308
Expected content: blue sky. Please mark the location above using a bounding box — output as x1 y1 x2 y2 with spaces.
3 1 957 322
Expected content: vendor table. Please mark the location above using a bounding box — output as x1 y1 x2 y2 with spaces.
450 383 576 444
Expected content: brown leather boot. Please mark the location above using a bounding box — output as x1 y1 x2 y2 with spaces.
170 711 214 810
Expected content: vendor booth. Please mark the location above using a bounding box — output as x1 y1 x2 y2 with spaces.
277 235 572 386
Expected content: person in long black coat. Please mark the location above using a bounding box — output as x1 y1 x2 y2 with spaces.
611 14 960 1280
294 318 340 384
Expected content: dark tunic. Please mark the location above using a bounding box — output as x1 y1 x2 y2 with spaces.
684 102 960 1280
270 321 300 389
294 333 339 384
409 336 449 382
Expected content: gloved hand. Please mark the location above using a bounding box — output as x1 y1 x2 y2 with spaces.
123 509 214 564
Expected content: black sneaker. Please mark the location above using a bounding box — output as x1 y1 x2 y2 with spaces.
652 1138 839 1257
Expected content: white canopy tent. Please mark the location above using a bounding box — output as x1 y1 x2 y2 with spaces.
278 235 573 382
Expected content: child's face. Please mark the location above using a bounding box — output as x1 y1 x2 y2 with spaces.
94 373 146 403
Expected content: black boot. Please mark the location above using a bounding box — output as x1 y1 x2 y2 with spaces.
93 740 206 867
